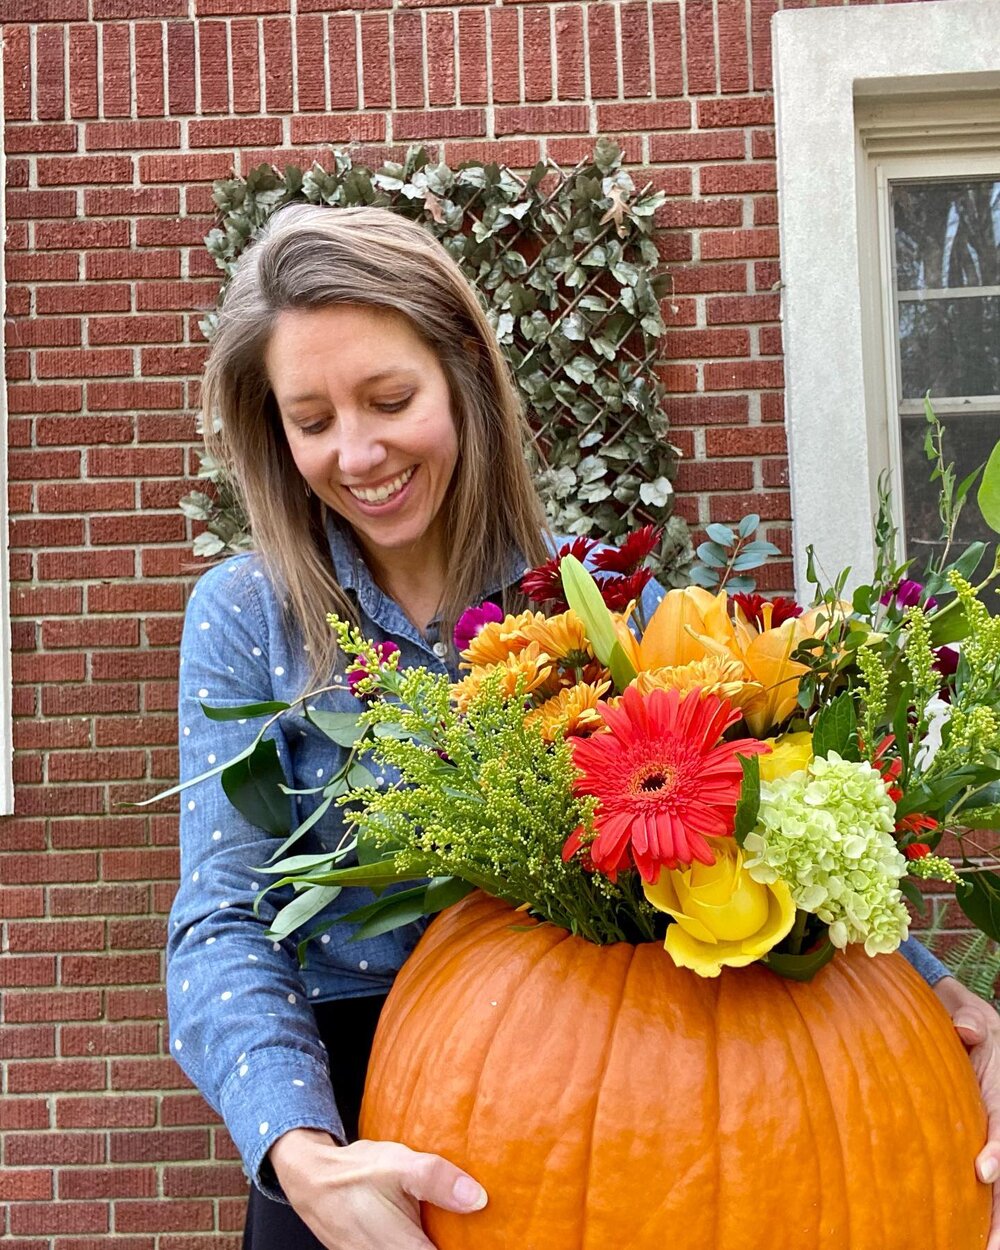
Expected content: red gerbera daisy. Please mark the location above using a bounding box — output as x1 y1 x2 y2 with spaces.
563 685 769 883
731 592 803 629
520 536 597 610
591 525 662 575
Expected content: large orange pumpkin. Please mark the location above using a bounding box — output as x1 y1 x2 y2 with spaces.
362 891 990 1250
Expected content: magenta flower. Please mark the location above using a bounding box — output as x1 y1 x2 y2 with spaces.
880 580 937 612
453 601 504 653
346 640 400 698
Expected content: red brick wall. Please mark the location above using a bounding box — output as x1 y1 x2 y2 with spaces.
0 0 897 1242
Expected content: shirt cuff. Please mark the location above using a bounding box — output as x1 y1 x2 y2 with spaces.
218 1045 347 1202
899 935 952 988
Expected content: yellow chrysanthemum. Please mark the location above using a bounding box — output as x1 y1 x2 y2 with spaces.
526 679 611 742
629 657 762 710
451 642 555 711
459 610 546 670
518 608 593 664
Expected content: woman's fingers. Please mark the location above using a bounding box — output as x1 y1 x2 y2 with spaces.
397 1148 489 1213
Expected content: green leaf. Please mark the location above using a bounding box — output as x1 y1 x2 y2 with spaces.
977 440 1000 534
201 700 290 721
607 640 638 692
267 885 341 940
424 876 475 915
696 542 728 569
764 934 836 981
811 692 859 761
733 754 760 847
900 878 928 915
265 789 339 863
705 523 736 546
957 869 1000 942
221 738 292 835
305 708 368 748
344 886 433 942
738 514 760 539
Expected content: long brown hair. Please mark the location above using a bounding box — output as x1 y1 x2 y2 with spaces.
200 202 550 681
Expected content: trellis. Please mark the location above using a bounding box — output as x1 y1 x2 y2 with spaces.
182 138 692 580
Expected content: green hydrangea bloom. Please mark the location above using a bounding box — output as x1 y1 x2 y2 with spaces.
742 753 910 956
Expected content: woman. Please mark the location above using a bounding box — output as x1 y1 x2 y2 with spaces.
166 203 1000 1250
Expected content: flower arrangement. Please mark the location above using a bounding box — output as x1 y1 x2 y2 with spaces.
217 416 1000 984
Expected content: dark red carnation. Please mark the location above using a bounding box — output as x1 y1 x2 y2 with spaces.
520 536 597 609
591 525 662 575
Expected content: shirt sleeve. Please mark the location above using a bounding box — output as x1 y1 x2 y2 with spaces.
166 559 345 1202
898 936 952 987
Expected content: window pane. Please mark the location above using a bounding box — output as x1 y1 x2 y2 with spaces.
899 412 1000 600
899 296 1000 398
894 179 1000 291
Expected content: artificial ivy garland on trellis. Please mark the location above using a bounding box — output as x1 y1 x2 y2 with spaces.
181 138 692 581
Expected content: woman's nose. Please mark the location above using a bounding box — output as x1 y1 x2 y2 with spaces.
333 419 387 481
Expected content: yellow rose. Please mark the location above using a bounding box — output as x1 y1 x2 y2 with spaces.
643 840 796 978
758 731 814 783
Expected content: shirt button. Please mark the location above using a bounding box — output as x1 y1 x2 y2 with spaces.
432 641 448 658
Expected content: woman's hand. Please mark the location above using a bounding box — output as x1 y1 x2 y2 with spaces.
268 1127 488 1250
933 976 1000 1249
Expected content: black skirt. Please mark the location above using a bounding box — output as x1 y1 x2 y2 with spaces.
241 993 388 1250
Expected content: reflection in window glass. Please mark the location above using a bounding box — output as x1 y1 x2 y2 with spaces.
894 179 999 291
899 297 1000 397
899 411 999 605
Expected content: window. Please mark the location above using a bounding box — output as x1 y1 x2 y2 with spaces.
0 53 10 815
772 2 1000 596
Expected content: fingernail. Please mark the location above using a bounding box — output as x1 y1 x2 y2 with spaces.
453 1177 488 1210
979 1158 999 1184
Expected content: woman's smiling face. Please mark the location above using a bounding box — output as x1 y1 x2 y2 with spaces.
265 304 460 571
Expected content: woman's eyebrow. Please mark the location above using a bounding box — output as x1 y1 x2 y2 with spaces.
281 370 419 408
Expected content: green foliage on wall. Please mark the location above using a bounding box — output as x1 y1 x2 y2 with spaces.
182 138 692 580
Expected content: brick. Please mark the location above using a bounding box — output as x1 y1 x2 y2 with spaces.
139 152 233 183
136 281 219 312
12 585 83 615
62 953 160 988
289 113 384 145
86 120 180 151
92 651 178 681
620 3 651 97
0 887 45 918
698 96 774 128
392 9 423 108
359 13 391 108
489 8 518 104
49 814 149 850
676 459 753 492
190 118 283 149
230 19 261 113
598 101 690 131
48 884 149 917
717 0 749 93
88 312 183 346
427 11 455 105
49 750 147 782
495 105 589 135
9 1203 109 1236
13 651 87 683
135 21 165 116
58 1163 157 1195
87 250 181 280
708 491 789 523
37 155 132 185
759 325 782 355
394 109 484 140
700 228 779 260
37 416 133 446
700 163 776 195
89 380 183 411
685 0 716 93
90 513 187 546
162 1094 222 1127
5 123 78 153
10 516 84 550
456 10 486 105
0 1099 51 1130
523 7 552 102
41 684 139 716
751 0 778 92
754 260 781 291
140 546 198 578
6 1060 106 1096
102 21 132 117
102 848 179 881
0 1170 52 1201
57 1100 156 1140
444 139 539 168
35 24 66 120
15 720 91 752
7 920 104 954
657 199 742 229
0 1023 56 1059
651 130 745 162
116 1200 214 1234
4 27 31 119
554 5 584 100
89 446 186 476
36 480 133 512
95 0 185 12
61 1024 160 1057
107 986 167 1021
706 426 788 457
586 3 618 98
42 617 138 649
754 195 778 226
198 0 287 9
33 287 128 320
548 136 642 167
6 252 79 281
294 14 325 111
37 347 133 379
198 19 229 115
704 359 784 390
6 318 80 350
164 1163 247 1199
262 16 292 111
109 1127 208 1161
166 22 196 114
707 293 780 324
0 954 55 988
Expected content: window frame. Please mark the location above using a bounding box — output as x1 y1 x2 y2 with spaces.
772 0 1000 596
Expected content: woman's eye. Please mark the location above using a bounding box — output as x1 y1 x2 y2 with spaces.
300 419 330 436
375 396 412 413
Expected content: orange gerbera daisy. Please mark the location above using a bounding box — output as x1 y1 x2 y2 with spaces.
526 679 611 742
518 608 593 666
459 610 546 669
562 685 768 883
451 642 555 712
628 657 762 710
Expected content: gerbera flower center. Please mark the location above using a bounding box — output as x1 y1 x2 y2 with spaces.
639 770 670 793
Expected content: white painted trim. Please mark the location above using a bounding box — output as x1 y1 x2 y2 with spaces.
772 0 1000 596
0 42 11 816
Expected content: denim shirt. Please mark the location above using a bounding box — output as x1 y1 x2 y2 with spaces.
165 516 950 1201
